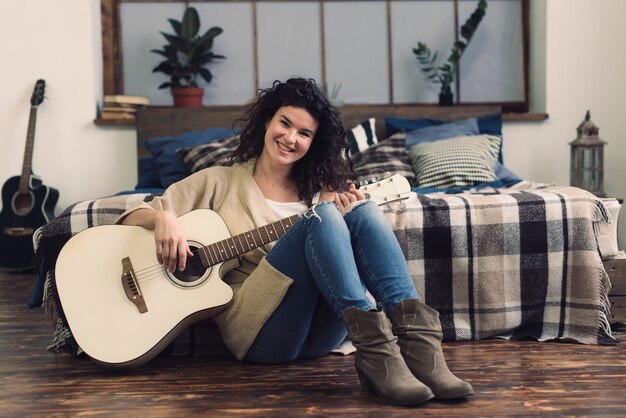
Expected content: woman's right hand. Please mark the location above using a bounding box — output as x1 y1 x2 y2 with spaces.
153 211 193 273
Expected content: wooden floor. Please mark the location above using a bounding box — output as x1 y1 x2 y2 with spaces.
1 272 625 417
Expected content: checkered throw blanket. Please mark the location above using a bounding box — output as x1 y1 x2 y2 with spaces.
32 183 616 355
382 182 615 345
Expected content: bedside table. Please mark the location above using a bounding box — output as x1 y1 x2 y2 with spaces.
603 258 626 326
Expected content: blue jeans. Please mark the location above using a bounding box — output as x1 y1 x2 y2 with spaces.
244 200 418 364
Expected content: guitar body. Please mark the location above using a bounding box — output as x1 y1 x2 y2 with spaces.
55 209 235 368
0 174 59 270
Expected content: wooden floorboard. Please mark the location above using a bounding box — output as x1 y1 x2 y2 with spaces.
1 272 625 417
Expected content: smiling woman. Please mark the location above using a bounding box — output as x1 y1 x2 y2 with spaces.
115 78 473 405
101 0 530 112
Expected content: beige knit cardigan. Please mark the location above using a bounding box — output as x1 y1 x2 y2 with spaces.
116 159 294 361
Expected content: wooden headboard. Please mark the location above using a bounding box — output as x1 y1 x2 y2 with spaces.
136 104 501 160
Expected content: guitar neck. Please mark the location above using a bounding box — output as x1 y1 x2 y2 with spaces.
198 213 300 267
18 106 38 194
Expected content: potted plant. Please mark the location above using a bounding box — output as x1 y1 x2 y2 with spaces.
151 7 225 108
413 0 487 106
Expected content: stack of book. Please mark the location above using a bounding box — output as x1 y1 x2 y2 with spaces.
99 95 150 121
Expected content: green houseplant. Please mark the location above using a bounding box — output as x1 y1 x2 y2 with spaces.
413 0 487 106
151 6 225 108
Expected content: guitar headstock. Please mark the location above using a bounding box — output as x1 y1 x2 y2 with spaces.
31 79 46 106
357 173 412 206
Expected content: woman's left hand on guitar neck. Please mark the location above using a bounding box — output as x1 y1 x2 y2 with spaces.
321 183 366 214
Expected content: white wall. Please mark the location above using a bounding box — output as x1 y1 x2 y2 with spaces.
0 0 137 211
502 0 626 248
1 0 625 248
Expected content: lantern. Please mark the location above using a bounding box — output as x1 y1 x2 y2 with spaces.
570 111 606 197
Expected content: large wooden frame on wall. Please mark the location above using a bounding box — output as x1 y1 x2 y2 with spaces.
100 0 530 113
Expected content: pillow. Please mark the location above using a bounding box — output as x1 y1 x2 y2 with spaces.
385 113 503 162
408 134 501 189
145 127 238 187
177 135 240 173
347 118 378 156
404 118 479 148
135 157 162 189
351 132 416 185
494 162 522 184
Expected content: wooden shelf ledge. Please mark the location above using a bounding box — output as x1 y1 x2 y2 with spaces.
94 118 136 127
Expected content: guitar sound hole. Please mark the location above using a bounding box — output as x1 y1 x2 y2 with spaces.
168 243 211 287
12 192 34 215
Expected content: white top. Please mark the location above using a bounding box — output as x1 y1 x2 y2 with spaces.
265 191 320 219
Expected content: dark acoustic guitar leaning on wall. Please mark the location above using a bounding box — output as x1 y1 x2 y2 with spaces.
0 79 59 272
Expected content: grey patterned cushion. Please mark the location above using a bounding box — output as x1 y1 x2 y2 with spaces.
408 134 501 188
177 135 240 173
351 132 416 185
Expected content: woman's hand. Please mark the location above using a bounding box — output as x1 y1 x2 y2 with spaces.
334 183 366 214
153 211 193 273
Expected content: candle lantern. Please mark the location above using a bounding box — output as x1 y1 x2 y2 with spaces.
570 111 606 197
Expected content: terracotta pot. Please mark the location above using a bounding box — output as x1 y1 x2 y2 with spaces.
171 87 204 108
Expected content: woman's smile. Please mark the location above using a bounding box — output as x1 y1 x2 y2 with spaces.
275 140 295 153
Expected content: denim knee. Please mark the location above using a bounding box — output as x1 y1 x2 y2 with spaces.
304 200 342 221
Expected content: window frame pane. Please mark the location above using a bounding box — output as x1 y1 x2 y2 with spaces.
101 0 530 113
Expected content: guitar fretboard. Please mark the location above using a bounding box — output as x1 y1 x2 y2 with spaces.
18 106 38 194
198 213 300 267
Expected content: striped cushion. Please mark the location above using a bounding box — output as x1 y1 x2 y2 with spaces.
408 134 501 188
347 118 378 156
351 132 416 185
177 135 240 173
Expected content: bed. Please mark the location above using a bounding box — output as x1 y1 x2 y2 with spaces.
30 104 620 361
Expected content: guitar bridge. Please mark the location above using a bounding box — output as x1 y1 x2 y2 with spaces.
121 257 148 313
3 227 34 237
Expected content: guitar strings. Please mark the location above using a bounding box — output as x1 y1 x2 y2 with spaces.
136 257 206 283
132 247 210 286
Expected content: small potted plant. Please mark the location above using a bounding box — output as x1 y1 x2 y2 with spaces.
151 6 225 108
413 0 487 106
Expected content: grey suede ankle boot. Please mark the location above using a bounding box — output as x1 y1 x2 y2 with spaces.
390 299 474 399
341 306 434 405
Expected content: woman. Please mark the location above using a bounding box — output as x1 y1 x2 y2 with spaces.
119 78 473 405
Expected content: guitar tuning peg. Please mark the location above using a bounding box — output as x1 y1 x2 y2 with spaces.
383 172 391 178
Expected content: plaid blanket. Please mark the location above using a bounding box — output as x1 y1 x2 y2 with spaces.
382 182 615 345
31 183 616 355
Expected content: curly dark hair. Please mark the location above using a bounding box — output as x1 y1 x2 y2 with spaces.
229 78 351 205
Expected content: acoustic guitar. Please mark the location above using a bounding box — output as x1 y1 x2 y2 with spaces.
0 80 59 271
55 174 411 368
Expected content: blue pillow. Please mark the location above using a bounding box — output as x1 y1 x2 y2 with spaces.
385 113 503 162
144 127 238 188
135 157 162 189
404 118 479 148
494 162 522 183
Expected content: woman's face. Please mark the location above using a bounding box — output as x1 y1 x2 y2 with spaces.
262 106 318 168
